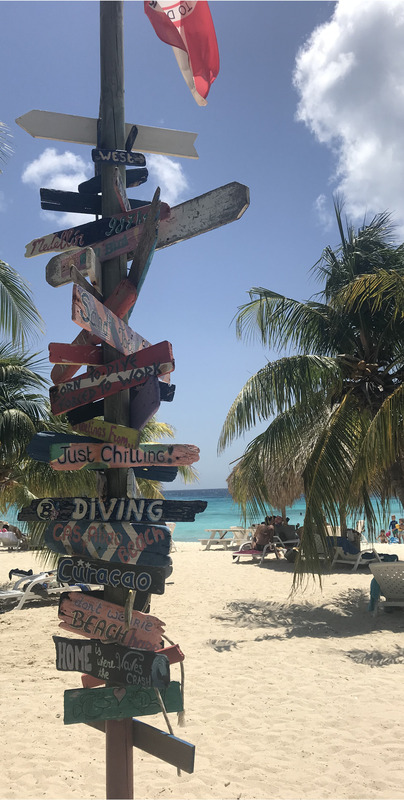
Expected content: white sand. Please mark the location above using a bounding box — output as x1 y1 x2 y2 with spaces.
0 542 403 800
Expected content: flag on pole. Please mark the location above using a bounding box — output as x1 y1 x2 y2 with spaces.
144 1 219 107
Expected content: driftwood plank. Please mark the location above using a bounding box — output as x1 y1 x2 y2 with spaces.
72 284 145 357
40 189 103 215
53 636 170 689
64 682 183 725
49 343 104 365
58 591 165 650
49 442 200 470
44 520 172 562
57 555 170 594
46 248 98 289
49 341 174 415
19 496 208 523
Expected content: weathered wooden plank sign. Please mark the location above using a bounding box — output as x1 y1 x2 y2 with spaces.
19 495 207 523
53 636 170 689
49 442 200 471
58 592 165 651
130 376 161 430
159 382 176 402
72 418 140 448
46 247 97 289
63 681 183 725
114 167 131 213
92 148 146 166
44 520 171 563
25 203 154 258
49 343 104 366
16 110 198 158
41 189 103 215
66 400 104 425
57 556 169 594
155 644 184 666
78 168 148 195
86 717 195 774
72 284 145 357
49 341 174 415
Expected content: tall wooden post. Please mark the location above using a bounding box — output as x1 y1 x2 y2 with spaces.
99 3 134 798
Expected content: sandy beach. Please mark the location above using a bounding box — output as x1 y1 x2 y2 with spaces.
1 541 404 800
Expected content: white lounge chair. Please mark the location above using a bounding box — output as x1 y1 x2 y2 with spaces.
369 562 404 614
0 569 99 610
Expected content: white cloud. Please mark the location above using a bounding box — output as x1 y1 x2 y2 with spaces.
146 154 189 206
22 147 93 228
294 0 404 236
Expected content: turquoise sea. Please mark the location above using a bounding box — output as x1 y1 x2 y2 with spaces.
4 489 404 542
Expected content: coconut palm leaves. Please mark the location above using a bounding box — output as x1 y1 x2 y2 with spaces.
0 260 44 347
220 203 404 580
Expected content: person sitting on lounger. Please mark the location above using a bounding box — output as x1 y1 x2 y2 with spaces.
252 517 275 551
377 529 388 543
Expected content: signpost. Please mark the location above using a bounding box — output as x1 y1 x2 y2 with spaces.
53 636 170 689
64 682 183 725
19 496 208 523
72 417 140 447
92 148 146 166
44 520 172 562
78 167 148 195
57 556 169 595
16 110 199 159
49 442 200 471
72 283 149 356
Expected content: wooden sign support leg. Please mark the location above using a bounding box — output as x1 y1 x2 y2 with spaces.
99 4 133 798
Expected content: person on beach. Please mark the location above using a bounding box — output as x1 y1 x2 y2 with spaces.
252 516 275 551
389 515 398 532
377 530 388 543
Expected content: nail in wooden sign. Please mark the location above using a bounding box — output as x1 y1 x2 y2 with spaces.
92 148 146 166
58 592 165 651
53 636 170 689
19 496 207 523
72 283 145 357
45 521 171 563
72 418 140 449
63 681 183 725
86 717 195 774
25 204 156 258
57 556 169 594
49 341 174 415
49 442 200 471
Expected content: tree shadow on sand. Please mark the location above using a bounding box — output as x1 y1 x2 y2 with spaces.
211 589 404 643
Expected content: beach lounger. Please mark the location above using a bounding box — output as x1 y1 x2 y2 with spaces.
369 562 404 614
232 540 281 565
0 568 99 610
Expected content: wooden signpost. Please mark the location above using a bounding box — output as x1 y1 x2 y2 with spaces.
49 341 174 415
92 148 146 166
41 189 104 216
53 636 170 689
19 496 207 523
49 442 200 471
58 592 165 651
16 110 199 159
45 247 98 289
44 520 172 562
78 167 148 195
64 682 183 725
130 375 161 430
57 556 170 595
49 343 104 366
72 418 140 448
72 283 148 357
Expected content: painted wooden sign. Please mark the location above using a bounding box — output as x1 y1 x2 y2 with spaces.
49 442 200 471
155 644 185 666
57 556 169 595
159 382 176 402
44 520 171 563
53 636 170 689
50 278 150 386
92 148 146 166
63 681 183 725
25 203 153 258
86 717 195 774
49 341 174 415
78 168 148 195
27 432 100 462
19 496 207 524
72 418 140 449
46 247 97 289
16 110 198 159
130 375 161 430
72 283 145 357
41 189 103 216
58 592 165 651
49 343 103 366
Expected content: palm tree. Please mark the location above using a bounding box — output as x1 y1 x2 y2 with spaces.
218 203 404 577
0 259 44 347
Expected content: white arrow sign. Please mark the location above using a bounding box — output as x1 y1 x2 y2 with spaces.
15 110 198 160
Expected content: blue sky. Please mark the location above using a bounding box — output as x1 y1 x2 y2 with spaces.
1 1 403 489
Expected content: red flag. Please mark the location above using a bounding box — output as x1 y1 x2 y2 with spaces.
144 1 219 106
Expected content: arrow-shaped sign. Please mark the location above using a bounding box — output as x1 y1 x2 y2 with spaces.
16 110 198 159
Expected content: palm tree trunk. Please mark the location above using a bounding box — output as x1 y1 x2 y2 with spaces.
339 504 347 536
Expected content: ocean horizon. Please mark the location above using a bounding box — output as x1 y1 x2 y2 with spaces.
4 488 404 542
